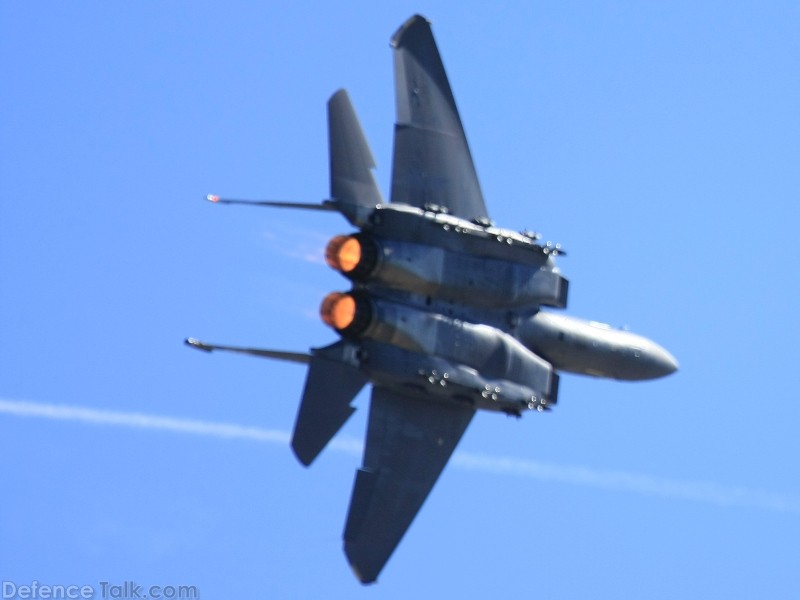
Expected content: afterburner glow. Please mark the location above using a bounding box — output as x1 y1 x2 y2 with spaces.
320 292 357 330
325 235 362 273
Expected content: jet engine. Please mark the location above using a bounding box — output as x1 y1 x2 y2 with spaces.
324 233 568 309
319 291 558 404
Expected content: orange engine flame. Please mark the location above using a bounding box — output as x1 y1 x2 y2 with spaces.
320 292 357 330
325 235 362 273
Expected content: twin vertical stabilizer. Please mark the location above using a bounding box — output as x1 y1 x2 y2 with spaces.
327 89 384 225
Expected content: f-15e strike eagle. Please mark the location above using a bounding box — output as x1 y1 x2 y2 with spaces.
187 14 677 584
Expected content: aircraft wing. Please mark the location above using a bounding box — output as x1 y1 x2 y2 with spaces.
389 15 489 221
343 386 475 583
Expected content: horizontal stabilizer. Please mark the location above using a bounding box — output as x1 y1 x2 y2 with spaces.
328 89 384 226
291 342 368 466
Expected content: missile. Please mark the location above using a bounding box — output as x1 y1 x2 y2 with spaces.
205 194 337 211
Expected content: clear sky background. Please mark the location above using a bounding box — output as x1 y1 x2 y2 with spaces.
2 1 799 598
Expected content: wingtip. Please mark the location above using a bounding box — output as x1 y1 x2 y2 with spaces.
347 557 378 585
329 88 349 104
390 14 431 48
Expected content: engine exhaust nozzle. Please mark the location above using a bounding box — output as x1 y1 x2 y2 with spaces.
320 291 373 337
325 235 362 273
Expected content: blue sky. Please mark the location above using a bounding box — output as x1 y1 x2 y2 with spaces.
2 1 799 598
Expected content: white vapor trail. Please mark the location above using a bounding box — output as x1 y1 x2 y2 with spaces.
1 398 798 514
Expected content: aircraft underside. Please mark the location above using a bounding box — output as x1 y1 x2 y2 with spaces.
188 14 677 584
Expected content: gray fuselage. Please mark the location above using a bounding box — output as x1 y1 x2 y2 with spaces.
324 203 677 400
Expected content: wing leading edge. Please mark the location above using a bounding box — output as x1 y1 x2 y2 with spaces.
343 386 475 583
389 15 488 221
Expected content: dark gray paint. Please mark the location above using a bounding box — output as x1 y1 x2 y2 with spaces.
390 15 487 220
343 387 474 584
187 14 677 585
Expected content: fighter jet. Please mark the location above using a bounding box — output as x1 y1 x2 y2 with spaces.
187 14 677 584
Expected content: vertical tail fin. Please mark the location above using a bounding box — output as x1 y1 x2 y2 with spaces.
328 89 384 226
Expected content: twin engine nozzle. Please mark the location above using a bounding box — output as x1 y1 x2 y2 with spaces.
321 234 377 337
321 235 376 336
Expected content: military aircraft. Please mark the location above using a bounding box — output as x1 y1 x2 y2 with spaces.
186 14 678 584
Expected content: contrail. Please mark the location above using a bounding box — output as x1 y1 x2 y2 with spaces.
0 397 291 444
1 398 798 514
450 453 800 513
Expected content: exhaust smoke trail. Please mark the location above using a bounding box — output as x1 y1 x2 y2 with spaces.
1 398 798 514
